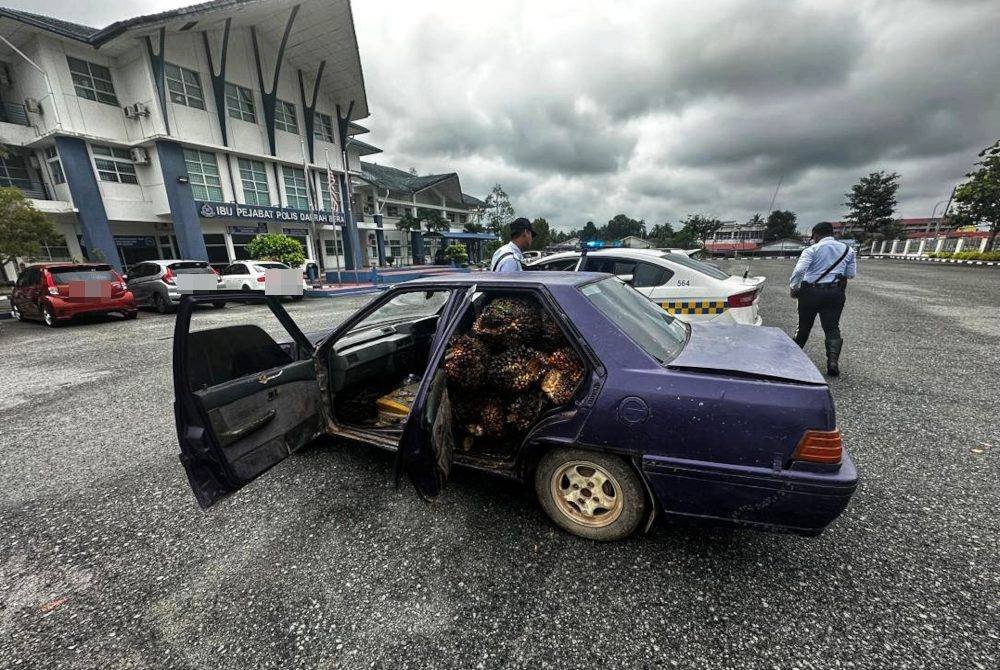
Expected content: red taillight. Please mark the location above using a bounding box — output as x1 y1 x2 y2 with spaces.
163 267 176 285
793 429 843 464
727 289 757 309
257 275 266 282
44 272 59 295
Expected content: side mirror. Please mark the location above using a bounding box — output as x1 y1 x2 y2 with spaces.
619 273 634 286
121 275 128 281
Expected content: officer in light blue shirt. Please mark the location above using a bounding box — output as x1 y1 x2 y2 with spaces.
789 221 857 376
490 218 535 272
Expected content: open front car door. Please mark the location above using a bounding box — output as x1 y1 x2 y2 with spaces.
173 294 323 508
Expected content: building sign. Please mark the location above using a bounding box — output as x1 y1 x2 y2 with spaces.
226 223 268 235
113 235 156 248
282 227 310 236
196 201 344 224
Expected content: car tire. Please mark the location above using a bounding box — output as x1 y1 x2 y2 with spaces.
124 310 138 320
534 448 647 541
291 295 303 302
152 293 172 314
41 304 60 328
212 301 226 309
11 305 22 321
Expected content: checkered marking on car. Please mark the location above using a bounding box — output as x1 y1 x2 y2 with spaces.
661 300 727 315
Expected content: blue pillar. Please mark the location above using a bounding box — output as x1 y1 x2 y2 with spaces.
410 230 425 265
156 140 209 261
338 172 362 270
55 136 121 271
374 214 386 266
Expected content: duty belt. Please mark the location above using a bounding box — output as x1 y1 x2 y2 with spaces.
801 281 841 290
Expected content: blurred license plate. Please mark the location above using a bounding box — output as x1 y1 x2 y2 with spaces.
68 280 112 299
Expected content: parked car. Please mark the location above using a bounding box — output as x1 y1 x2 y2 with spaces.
10 263 136 327
526 248 765 325
218 261 307 298
126 260 225 313
172 272 856 541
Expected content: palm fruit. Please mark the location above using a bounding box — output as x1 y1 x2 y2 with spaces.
506 391 547 431
541 347 585 405
443 334 489 389
463 395 505 438
487 345 546 392
472 297 542 345
538 312 566 351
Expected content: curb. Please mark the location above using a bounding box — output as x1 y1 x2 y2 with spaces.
868 255 1000 267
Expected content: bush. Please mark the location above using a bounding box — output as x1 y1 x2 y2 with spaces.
928 250 1000 261
443 243 468 265
245 233 305 267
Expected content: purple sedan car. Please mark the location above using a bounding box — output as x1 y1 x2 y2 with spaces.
173 272 857 541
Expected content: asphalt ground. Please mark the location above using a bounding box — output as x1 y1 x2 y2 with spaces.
0 259 997 669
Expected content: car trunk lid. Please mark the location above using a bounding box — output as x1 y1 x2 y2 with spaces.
669 323 825 384
47 265 124 302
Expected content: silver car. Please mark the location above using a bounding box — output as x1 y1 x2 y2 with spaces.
125 260 225 313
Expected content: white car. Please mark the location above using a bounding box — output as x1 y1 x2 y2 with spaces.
218 261 308 296
526 248 765 325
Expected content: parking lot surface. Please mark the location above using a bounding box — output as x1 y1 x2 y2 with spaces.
1 259 997 669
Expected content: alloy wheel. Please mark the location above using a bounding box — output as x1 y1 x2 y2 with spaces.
549 460 625 528
42 306 55 327
11 305 21 321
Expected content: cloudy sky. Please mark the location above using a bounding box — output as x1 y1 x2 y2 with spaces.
8 0 1000 231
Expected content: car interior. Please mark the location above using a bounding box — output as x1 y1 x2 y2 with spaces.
326 289 587 470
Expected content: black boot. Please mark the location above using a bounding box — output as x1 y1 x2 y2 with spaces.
825 338 843 376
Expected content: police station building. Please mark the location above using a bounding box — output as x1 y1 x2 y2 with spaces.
0 0 477 280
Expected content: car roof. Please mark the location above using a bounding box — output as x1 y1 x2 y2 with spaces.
144 259 208 265
403 271 605 287
530 248 672 261
31 262 111 269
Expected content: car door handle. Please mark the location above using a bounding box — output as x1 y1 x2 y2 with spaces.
257 369 283 384
218 409 276 444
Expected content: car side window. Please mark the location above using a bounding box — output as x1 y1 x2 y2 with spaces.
584 257 636 276
542 258 579 271
632 262 674 288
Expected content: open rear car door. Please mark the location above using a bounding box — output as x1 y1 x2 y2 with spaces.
173 294 323 508
394 285 477 499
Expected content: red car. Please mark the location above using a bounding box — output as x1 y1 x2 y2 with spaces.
10 263 137 327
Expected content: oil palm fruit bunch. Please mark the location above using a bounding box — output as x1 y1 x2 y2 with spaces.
472 297 542 345
464 395 505 439
487 345 546 392
538 312 566 351
541 347 585 405
443 334 489 389
506 391 547 431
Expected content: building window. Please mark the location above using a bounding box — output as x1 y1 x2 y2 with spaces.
283 166 309 209
67 57 118 105
446 211 456 222
92 145 138 184
314 112 335 143
317 170 335 211
323 237 345 256
225 83 256 123
44 147 65 185
387 205 399 217
275 99 298 134
459 214 468 224
184 149 223 201
165 63 205 109
203 234 230 263
238 158 270 206
388 238 402 259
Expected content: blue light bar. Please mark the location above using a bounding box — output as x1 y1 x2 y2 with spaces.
582 240 624 249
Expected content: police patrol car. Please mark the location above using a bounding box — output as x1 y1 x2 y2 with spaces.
526 245 765 325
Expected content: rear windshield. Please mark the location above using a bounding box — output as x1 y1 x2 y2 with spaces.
169 262 213 274
254 263 289 271
663 252 730 280
581 277 687 364
49 268 116 283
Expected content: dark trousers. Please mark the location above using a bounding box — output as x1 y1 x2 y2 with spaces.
794 283 846 347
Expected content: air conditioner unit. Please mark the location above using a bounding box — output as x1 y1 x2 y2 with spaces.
130 147 150 164
135 102 150 117
123 104 137 118
24 97 42 114
0 66 12 87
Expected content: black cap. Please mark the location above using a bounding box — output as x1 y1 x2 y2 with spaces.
510 217 535 236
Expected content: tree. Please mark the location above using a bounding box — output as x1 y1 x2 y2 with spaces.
764 210 797 242
680 214 723 246
246 233 306 267
482 184 515 236
529 217 551 250
648 222 675 247
580 221 600 241
0 187 60 270
844 171 900 242
442 243 468 265
605 214 646 241
953 140 1000 251
463 221 486 234
417 208 450 233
